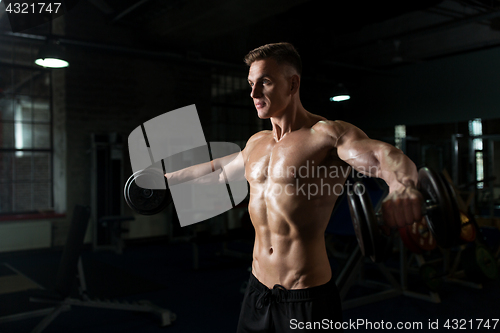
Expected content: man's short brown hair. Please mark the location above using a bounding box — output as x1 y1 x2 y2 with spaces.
244 42 302 77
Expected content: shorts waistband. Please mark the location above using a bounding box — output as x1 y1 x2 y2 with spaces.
248 272 335 302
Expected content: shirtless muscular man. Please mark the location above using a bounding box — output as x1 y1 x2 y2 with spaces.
167 42 423 332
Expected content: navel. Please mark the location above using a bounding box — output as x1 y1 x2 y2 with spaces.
269 247 273 255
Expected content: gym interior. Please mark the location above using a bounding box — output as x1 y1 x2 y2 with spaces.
1 0 500 332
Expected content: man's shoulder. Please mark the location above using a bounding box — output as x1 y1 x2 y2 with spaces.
247 130 272 144
312 119 369 148
242 130 272 154
312 119 351 136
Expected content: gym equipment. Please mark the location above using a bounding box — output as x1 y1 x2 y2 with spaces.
462 245 499 281
348 167 462 262
90 133 126 251
124 168 173 215
335 246 404 310
0 205 176 333
347 182 380 262
329 177 442 309
335 242 442 310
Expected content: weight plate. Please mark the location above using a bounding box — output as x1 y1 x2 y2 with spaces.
124 169 172 215
348 186 371 257
350 182 388 263
418 167 461 249
359 186 385 262
419 264 442 292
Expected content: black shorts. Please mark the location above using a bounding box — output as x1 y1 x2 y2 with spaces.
236 272 343 332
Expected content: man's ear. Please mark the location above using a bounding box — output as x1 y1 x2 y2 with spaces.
290 74 300 95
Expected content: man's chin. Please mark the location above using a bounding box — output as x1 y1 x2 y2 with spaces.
256 108 272 119
257 113 271 119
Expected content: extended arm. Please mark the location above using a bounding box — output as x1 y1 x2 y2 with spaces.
165 132 268 186
165 151 245 186
324 120 422 228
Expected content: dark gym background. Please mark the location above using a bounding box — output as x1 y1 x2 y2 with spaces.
0 0 500 332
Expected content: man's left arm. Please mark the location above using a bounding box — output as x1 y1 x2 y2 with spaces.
322 120 423 228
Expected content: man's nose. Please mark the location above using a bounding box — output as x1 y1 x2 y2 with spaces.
250 85 262 98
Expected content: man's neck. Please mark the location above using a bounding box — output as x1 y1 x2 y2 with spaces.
270 102 309 142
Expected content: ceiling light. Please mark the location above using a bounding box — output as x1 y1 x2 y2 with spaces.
330 95 350 102
35 41 69 68
330 84 350 102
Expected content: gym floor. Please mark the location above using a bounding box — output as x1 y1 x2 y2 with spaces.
0 237 498 333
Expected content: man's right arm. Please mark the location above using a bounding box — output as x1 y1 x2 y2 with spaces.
164 152 243 186
164 131 265 186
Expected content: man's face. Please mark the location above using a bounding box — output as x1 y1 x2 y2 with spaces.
248 58 293 119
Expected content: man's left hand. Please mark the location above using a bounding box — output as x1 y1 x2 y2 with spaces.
381 181 423 229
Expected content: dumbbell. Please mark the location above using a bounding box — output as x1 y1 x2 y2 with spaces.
347 167 462 262
124 168 173 215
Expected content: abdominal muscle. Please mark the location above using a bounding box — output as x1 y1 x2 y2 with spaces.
248 178 343 290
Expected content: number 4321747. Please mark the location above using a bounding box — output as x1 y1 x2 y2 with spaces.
5 3 62 14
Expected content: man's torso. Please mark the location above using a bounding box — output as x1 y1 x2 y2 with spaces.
244 119 350 289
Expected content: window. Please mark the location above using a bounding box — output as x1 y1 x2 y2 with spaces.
0 40 53 214
469 118 483 189
394 124 406 150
